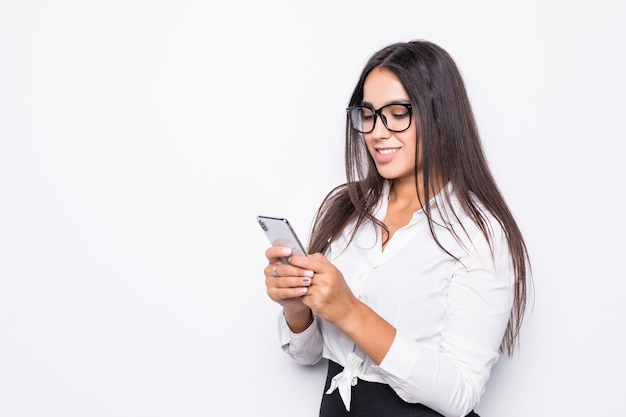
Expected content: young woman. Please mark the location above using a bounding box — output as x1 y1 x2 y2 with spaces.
263 40 531 417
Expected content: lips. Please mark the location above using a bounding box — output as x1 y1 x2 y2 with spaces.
374 147 400 163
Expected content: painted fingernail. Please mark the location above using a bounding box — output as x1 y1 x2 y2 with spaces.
304 270 314 277
302 278 311 284
299 287 308 294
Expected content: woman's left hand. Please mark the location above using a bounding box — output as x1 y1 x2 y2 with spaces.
289 253 359 328
292 252 396 365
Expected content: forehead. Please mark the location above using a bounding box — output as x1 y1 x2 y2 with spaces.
362 67 409 105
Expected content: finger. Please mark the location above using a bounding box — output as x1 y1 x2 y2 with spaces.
265 246 293 263
265 263 315 279
266 272 313 288
268 271 310 293
288 252 327 272
267 285 309 301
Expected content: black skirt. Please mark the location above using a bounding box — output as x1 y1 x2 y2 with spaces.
319 360 480 417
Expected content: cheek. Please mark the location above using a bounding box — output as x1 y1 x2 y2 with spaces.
402 134 419 156
402 137 420 170
364 137 377 154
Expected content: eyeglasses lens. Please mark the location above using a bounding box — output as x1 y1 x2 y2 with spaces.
349 105 411 133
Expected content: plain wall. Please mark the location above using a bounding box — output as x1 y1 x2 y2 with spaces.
1 1 624 415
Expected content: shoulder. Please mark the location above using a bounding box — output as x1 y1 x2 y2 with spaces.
433 186 508 254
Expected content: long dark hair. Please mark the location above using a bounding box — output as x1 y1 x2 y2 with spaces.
308 40 531 356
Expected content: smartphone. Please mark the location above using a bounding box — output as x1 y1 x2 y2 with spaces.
257 215 308 264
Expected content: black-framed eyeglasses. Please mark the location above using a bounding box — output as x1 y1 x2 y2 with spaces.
346 103 413 134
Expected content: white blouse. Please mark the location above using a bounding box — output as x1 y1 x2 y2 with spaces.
277 183 515 417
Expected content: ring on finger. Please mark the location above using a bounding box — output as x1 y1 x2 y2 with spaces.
272 266 279 277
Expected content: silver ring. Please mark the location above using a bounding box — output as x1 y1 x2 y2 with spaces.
272 266 278 277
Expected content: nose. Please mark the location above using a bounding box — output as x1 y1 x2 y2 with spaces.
370 114 391 140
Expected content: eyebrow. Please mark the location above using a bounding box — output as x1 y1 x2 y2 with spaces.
360 99 411 108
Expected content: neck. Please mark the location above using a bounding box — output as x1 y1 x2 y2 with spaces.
389 175 445 208
389 175 423 208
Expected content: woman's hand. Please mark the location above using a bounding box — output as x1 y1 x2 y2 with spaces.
267 247 395 364
264 246 358 331
264 246 315 332
288 252 360 329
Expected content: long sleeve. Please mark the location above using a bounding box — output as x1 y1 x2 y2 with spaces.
375 225 514 417
277 312 324 365
277 184 518 417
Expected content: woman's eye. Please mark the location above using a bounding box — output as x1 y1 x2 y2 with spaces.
386 105 410 119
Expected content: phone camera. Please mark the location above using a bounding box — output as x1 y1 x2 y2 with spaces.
259 219 268 231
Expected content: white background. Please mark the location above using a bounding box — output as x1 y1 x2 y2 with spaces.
1 1 624 416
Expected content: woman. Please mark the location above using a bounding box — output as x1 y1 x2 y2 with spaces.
263 40 531 417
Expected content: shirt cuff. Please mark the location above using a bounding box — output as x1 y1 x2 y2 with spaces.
376 331 422 381
277 311 322 364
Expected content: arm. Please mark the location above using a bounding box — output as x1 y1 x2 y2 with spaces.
265 246 323 365
292 226 514 416
277 311 324 365
377 226 515 416
290 252 397 365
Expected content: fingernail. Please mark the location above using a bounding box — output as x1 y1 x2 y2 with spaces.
281 247 292 255
302 278 311 284
299 287 308 294
304 270 314 277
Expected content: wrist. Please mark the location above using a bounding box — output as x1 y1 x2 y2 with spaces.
334 298 365 334
283 307 313 334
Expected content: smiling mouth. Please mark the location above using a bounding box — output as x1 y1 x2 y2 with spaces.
377 148 400 155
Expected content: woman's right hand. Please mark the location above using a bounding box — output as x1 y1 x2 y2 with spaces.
264 246 314 332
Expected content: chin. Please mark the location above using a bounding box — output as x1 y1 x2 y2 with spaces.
376 169 399 180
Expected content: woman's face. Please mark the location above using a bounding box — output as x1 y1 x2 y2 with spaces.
361 67 419 182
